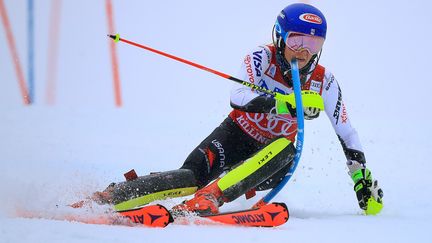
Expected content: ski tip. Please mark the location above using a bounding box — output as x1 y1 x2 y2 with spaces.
277 203 289 222
263 202 289 226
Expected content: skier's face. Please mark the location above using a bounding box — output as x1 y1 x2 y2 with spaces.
283 47 312 69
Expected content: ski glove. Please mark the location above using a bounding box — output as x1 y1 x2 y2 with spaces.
275 100 320 120
275 100 297 117
351 168 384 215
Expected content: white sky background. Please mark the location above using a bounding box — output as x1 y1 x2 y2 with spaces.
1 1 432 242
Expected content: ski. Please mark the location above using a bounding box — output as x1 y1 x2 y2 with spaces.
16 204 173 228
116 204 173 227
119 202 289 227
17 202 288 228
193 202 289 227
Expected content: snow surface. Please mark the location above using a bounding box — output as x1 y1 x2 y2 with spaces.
1 0 432 242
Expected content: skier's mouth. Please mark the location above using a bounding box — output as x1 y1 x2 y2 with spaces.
296 58 307 66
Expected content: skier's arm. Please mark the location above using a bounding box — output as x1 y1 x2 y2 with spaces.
230 93 275 113
230 46 275 113
322 73 365 167
322 72 383 214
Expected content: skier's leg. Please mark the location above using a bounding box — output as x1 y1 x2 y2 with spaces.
108 169 199 210
96 117 262 211
219 137 294 201
178 137 295 215
180 117 264 188
255 163 291 191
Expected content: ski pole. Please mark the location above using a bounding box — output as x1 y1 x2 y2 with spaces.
108 34 279 97
252 59 304 208
107 34 323 109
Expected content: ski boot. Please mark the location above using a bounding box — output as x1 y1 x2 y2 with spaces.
173 180 224 216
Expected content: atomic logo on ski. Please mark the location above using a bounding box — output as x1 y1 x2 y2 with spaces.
200 202 289 227
117 204 172 227
266 211 281 221
231 213 265 224
148 213 163 224
126 214 145 224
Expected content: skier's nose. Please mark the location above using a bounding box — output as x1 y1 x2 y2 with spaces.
294 49 310 60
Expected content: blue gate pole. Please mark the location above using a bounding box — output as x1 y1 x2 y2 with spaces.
258 58 304 205
27 0 34 103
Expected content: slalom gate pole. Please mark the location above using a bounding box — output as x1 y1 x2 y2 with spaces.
0 0 30 105
252 59 304 208
27 0 34 103
105 0 122 107
45 0 62 105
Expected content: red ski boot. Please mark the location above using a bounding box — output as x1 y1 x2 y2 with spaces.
173 180 224 215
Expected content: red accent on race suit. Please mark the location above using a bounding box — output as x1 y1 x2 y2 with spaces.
341 103 348 123
302 65 325 94
205 147 215 169
230 45 326 144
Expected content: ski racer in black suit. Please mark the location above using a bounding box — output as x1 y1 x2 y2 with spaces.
89 3 383 216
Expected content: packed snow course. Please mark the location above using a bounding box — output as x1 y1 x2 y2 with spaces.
1 0 431 242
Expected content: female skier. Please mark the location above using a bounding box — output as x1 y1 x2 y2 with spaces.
89 3 383 216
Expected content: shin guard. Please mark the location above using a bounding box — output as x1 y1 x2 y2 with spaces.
112 169 198 211
218 137 295 202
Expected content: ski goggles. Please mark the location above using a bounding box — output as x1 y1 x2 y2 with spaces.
284 32 325 55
